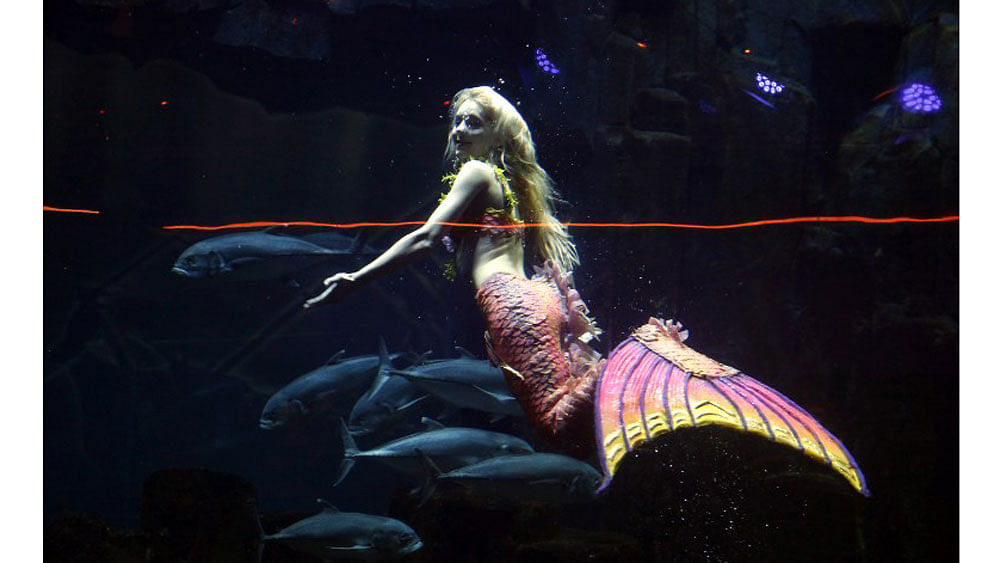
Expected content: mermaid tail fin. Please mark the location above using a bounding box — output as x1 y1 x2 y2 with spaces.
594 318 869 496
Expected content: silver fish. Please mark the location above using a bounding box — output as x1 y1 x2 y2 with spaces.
263 499 422 560
259 340 396 430
420 452 603 505
389 347 524 418
335 417 533 486
346 377 435 438
172 229 362 278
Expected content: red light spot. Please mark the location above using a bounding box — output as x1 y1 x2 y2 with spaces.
291 17 299 25
637 42 647 48
161 216 960 232
872 84 902 101
160 100 170 106
443 100 450 105
743 48 751 54
98 109 106 115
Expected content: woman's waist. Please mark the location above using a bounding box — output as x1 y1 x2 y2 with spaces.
472 255 526 290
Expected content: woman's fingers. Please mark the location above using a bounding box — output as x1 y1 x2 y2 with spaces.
303 283 337 309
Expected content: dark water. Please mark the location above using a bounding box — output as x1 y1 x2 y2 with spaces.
44 1 958 561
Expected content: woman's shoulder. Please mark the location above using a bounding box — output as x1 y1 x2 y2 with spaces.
457 158 498 179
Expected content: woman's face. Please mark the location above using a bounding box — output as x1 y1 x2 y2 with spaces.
451 100 496 159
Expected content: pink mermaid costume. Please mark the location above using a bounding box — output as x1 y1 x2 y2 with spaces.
463 164 867 496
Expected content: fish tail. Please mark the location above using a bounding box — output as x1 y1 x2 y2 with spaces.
594 318 868 496
334 418 358 487
416 449 442 506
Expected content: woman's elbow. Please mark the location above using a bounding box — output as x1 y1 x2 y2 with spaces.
411 228 441 252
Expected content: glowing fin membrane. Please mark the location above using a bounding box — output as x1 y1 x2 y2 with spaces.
594 318 869 496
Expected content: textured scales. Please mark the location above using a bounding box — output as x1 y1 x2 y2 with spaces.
476 262 605 447
595 317 869 496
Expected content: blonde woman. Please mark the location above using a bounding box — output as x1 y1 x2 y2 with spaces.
304 86 868 496
304 86 604 450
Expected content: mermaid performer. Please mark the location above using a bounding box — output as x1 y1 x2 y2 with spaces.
304 86 868 496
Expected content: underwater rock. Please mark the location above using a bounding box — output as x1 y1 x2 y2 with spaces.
44 512 148 563
630 88 690 135
596 126 691 219
514 527 641 563
600 426 864 561
73 0 228 8
214 0 335 61
836 10 958 219
326 0 505 14
156 0 229 11
388 484 564 561
140 468 261 563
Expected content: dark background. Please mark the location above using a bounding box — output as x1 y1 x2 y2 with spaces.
44 0 958 561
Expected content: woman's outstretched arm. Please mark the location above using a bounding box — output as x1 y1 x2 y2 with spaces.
303 160 496 308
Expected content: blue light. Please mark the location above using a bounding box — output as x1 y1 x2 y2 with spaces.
900 83 941 113
755 72 785 95
534 47 560 75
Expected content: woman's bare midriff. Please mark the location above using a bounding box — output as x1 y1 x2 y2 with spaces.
471 234 525 289
466 175 527 289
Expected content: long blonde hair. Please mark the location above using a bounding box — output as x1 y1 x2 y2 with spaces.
443 86 579 272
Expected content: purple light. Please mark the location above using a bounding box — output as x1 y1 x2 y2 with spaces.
900 83 941 113
754 72 784 95
534 47 560 74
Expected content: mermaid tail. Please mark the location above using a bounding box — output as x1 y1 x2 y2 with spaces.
594 317 869 496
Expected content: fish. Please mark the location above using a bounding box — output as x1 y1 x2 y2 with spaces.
171 228 365 278
345 344 441 437
388 347 525 418
419 451 604 505
262 499 423 560
335 417 534 486
259 340 396 430
346 374 436 438
301 231 381 256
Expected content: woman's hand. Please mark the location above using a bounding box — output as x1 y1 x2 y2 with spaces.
303 272 359 309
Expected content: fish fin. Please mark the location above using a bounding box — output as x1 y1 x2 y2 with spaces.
454 346 479 359
226 256 261 268
315 498 339 512
500 364 526 381
364 342 394 399
471 384 516 403
387 367 419 380
421 417 446 431
594 318 869 496
324 350 347 365
347 230 366 254
334 419 358 487
416 449 442 506
398 395 429 413
528 478 564 486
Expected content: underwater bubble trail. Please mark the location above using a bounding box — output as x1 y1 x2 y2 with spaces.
160 215 959 231
44 206 101 214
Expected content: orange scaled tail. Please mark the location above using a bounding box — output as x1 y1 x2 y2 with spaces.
594 318 869 496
